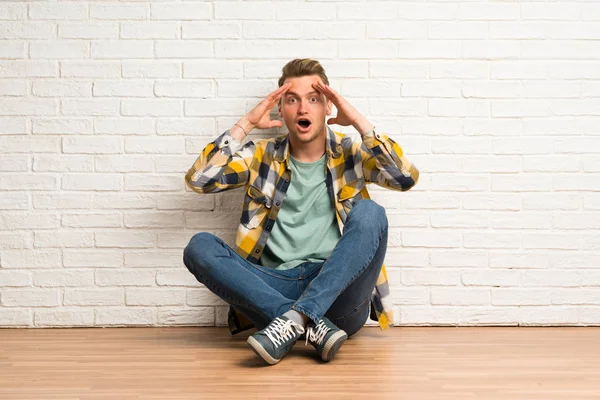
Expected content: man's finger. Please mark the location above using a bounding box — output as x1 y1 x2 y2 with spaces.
269 119 284 128
267 82 291 101
327 117 338 125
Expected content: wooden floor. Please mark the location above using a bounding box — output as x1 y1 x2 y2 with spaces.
1 327 600 399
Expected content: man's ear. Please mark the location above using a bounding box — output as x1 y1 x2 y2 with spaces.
278 101 282 117
326 100 333 115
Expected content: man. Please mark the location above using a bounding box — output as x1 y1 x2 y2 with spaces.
183 59 419 365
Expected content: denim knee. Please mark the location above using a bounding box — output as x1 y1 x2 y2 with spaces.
183 232 219 275
348 199 388 234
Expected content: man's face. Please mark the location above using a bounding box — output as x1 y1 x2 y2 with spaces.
278 75 332 145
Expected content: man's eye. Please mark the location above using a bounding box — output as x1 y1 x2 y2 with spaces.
310 97 318 102
288 98 296 103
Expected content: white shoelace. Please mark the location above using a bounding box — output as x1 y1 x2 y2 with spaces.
265 318 305 348
305 320 329 346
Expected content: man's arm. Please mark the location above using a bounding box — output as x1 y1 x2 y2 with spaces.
312 82 419 191
185 83 291 193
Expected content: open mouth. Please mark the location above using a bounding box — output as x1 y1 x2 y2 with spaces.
297 118 312 131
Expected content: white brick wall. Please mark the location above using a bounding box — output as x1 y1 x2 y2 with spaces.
1 0 599 328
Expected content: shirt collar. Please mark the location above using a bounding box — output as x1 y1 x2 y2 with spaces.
274 125 343 164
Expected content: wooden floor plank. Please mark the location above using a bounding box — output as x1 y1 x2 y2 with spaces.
1 327 599 399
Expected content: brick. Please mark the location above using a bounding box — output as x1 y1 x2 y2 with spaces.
33 155 94 172
185 99 245 116
387 212 428 228
214 40 274 59
123 61 181 78
0 192 29 210
492 289 551 306
62 213 122 228
157 232 195 249
464 118 522 136
121 99 182 117
430 250 487 268
429 22 488 39
187 288 227 306
184 60 242 78
33 193 93 210
583 156 600 172
0 3 25 20
523 156 580 172
340 3 395 20
94 118 155 135
124 250 182 268
126 288 186 306
157 269 202 287
369 99 427 116
1 289 60 307
0 232 32 250
522 270 580 287
0 309 32 327
95 270 156 287
0 98 56 116
92 80 153 97
29 3 87 20
553 213 600 230
431 174 489 192
152 3 211 20
0 117 26 134
95 308 154 326
91 4 148 20
492 175 553 192
155 80 213 98
429 99 489 117
0 174 56 191
35 309 94 327
61 174 122 191
490 251 550 269
552 289 600 305
402 229 462 248
124 212 184 229
156 118 215 136
431 288 490 306
62 136 122 154
340 40 396 59
61 61 121 78
0 270 30 287
401 269 460 286
554 174 600 191
95 231 155 248
551 253 600 269
0 22 56 40
397 40 461 59
61 99 119 116
0 155 28 172
383 248 429 268
402 81 461 98
125 137 184 154
33 118 93 134
491 212 551 229
30 41 89 59
156 40 213 59
461 40 520 59
241 21 301 39
183 23 240 39
463 232 520 249
459 3 519 20
64 288 124 306
491 61 547 80
0 213 59 230
158 308 214 325
0 79 27 96
63 250 123 268
91 40 153 59
304 22 366 40
0 250 61 269
185 211 240 229
59 22 118 39
34 231 94 248
216 2 274 20
95 155 153 173
462 269 520 286
584 194 600 210
94 193 155 210
124 175 182 192
522 233 579 250
33 270 94 287
370 61 428 79
523 193 580 210
121 22 178 39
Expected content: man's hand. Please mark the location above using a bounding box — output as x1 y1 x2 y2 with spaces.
312 81 374 136
230 83 291 141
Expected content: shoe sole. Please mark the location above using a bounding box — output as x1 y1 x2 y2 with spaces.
247 336 280 365
321 330 348 362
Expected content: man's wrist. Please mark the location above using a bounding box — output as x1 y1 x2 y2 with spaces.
353 116 374 136
230 117 254 141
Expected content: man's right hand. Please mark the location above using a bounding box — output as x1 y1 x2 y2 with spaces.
230 83 291 141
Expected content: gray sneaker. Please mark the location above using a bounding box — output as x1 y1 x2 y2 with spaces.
305 317 348 362
247 316 305 365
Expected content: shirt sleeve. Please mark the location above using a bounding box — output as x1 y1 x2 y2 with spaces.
185 130 254 193
359 128 420 191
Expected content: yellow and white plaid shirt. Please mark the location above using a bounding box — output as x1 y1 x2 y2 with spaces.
186 126 419 334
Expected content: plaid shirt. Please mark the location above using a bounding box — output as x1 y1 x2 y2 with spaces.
185 126 419 334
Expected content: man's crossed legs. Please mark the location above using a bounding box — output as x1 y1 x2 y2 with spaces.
183 199 388 365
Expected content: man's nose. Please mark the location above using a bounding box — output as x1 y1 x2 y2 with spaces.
297 100 308 114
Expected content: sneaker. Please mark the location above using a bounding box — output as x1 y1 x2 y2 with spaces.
305 317 348 362
247 316 305 365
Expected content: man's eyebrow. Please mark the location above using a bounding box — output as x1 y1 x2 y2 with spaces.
284 90 319 97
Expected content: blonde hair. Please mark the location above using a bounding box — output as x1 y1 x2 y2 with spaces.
278 59 329 87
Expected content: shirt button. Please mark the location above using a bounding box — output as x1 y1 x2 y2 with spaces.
224 140 229 145
275 201 280 206
266 226 271 231
255 249 260 253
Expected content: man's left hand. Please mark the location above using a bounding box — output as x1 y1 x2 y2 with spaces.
312 81 374 136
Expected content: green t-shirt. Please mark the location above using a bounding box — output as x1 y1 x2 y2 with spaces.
260 154 341 270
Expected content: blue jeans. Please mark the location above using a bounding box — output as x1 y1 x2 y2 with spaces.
183 199 388 337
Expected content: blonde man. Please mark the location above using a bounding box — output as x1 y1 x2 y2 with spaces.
184 59 419 365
